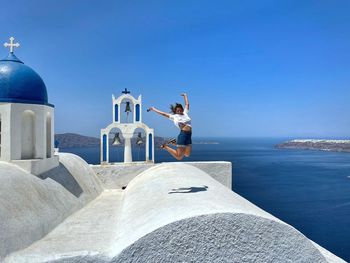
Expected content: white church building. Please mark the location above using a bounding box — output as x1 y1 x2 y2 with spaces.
0 37 58 175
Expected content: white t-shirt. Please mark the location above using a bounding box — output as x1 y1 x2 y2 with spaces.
169 108 192 129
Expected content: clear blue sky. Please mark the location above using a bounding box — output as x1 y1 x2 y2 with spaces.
1 0 350 138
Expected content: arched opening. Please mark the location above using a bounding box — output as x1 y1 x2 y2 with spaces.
108 127 124 163
135 104 140 122
102 134 107 162
114 104 119 122
21 110 35 159
120 98 134 123
132 128 146 162
148 133 153 161
46 112 52 158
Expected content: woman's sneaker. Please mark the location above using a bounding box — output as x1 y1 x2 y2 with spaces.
168 138 176 145
159 138 176 149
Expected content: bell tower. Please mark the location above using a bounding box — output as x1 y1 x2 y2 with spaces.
100 89 154 164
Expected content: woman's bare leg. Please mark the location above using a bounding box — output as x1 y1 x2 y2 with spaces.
184 145 192 157
163 145 185 160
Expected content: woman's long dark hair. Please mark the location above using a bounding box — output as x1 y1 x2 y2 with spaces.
170 103 183 114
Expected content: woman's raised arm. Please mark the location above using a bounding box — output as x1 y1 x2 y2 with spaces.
149 107 171 118
181 93 189 110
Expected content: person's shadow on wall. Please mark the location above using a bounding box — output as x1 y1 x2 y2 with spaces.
168 186 208 194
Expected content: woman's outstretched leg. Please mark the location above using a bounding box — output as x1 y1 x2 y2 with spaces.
163 145 185 160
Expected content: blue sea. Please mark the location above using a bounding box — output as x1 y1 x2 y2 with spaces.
61 138 350 261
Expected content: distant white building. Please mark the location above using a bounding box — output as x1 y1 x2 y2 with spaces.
100 89 155 164
0 37 58 175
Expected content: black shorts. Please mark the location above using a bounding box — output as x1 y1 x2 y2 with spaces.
177 130 192 147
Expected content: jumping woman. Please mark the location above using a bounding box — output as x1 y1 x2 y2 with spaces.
149 93 192 160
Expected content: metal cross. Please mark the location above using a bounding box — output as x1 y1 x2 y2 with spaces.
122 88 130 94
4 37 20 53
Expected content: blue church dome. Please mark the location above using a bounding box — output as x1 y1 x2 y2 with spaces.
0 52 51 106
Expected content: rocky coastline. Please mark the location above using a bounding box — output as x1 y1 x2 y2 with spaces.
276 139 350 153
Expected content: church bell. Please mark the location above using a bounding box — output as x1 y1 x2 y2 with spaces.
112 132 122 146
136 132 143 146
125 102 131 113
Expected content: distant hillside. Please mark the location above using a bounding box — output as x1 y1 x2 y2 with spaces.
55 133 99 148
55 133 167 148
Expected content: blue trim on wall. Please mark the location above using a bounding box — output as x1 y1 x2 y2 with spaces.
135 104 140 122
149 133 153 161
0 99 54 107
114 104 118 122
103 135 107 162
